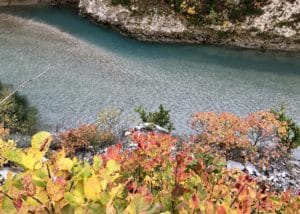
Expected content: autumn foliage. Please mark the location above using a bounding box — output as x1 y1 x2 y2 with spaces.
0 128 299 213
58 124 115 156
190 110 290 167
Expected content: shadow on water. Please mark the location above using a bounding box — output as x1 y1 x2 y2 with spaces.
1 5 300 75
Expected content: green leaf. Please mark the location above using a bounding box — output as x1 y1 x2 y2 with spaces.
87 202 105 213
65 191 85 206
3 149 22 165
58 157 74 171
12 173 23 189
92 156 102 171
1 197 16 213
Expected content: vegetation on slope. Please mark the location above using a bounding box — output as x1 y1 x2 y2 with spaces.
0 81 300 213
111 0 268 25
0 82 38 135
0 130 299 213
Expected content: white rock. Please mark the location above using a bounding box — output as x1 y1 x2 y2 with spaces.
289 160 300 167
245 0 300 38
133 123 169 133
292 147 300 161
245 162 260 176
227 160 245 171
124 131 132 136
0 168 15 179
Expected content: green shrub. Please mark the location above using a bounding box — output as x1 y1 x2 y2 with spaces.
0 82 38 135
135 104 175 132
271 106 300 149
228 0 264 21
111 0 130 6
164 0 266 25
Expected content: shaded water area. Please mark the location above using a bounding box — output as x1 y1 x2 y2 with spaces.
0 5 300 133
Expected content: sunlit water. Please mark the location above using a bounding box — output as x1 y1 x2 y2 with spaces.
0 6 299 133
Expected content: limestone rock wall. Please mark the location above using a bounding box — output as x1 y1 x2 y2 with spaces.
79 0 187 35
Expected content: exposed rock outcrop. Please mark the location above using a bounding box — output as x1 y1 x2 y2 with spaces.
226 147 300 192
0 0 41 6
79 0 300 52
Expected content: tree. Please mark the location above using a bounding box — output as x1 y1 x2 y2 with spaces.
0 82 38 134
135 104 175 132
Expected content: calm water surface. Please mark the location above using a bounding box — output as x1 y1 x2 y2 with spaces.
0 6 299 133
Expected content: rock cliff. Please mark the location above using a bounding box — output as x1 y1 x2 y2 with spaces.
79 0 300 52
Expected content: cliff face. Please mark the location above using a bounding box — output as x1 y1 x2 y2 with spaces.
0 0 40 6
79 0 187 36
80 0 299 51
244 0 300 38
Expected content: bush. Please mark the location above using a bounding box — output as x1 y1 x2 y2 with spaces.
190 110 289 168
0 82 38 135
111 0 130 6
58 124 116 156
0 131 299 213
97 107 123 136
228 0 265 21
271 106 300 149
165 0 267 25
135 104 175 132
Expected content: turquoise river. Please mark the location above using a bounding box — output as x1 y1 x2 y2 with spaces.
0 6 299 133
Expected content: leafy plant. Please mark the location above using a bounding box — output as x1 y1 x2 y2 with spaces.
190 110 289 168
0 124 9 139
271 106 300 149
58 124 115 156
165 0 268 25
135 104 175 132
111 0 130 6
0 138 16 167
0 131 299 213
228 0 265 21
97 107 126 138
0 82 38 135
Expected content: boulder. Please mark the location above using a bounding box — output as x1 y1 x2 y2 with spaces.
292 146 300 161
227 160 245 171
245 162 260 176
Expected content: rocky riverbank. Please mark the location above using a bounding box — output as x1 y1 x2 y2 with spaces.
1 0 299 52
78 0 300 52
0 0 39 6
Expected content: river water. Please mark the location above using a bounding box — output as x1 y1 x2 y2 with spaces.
0 6 299 133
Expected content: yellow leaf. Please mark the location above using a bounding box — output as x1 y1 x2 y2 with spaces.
206 201 215 214
108 184 124 201
106 160 120 175
124 199 136 214
84 174 102 201
74 207 87 214
47 179 65 202
65 190 85 206
21 152 43 170
58 157 74 171
248 188 256 199
106 203 117 214
100 179 107 191
93 156 102 171
31 131 52 151
187 7 196 15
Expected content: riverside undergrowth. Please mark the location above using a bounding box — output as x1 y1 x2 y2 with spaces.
0 127 299 213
